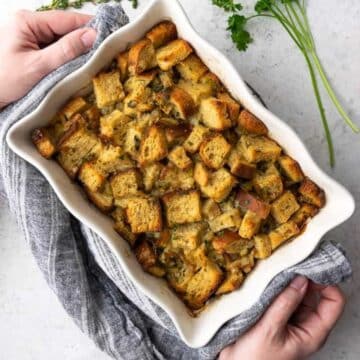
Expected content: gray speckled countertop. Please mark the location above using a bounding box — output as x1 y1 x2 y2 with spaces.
0 0 359 359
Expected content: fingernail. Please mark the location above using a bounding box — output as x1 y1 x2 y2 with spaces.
81 28 97 48
290 276 308 291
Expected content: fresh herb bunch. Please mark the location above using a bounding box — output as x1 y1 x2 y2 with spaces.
37 0 138 11
212 0 358 166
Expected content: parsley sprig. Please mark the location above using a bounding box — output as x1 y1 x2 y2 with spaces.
37 0 138 11
213 0 358 166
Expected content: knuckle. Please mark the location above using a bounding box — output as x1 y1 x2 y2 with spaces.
60 39 78 62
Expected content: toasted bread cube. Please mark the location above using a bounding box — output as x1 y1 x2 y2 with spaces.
199 133 231 170
254 234 272 259
116 50 129 81
269 221 300 250
170 87 196 120
165 124 191 146
199 72 224 93
146 21 177 48
216 270 244 295
177 80 213 106
278 155 304 183
201 168 236 203
176 54 208 82
202 198 221 220
86 181 114 213
32 127 56 159
78 162 105 192
112 207 137 247
171 222 206 252
157 164 195 193
166 256 195 294
135 239 157 270
194 162 209 187
200 97 232 130
184 259 223 309
83 105 101 131
183 125 209 153
212 230 246 253
253 172 284 202
168 146 192 170
239 210 262 239
227 149 256 179
298 178 325 208
271 191 300 224
217 92 240 123
99 110 131 146
237 110 268 135
125 196 162 233
209 209 242 233
240 135 282 163
236 189 270 219
142 163 163 192
291 204 319 228
162 190 202 227
110 168 142 199
156 39 193 71
124 70 157 93
93 71 124 108
154 229 171 249
128 38 157 75
123 126 142 159
138 126 168 166
60 96 88 120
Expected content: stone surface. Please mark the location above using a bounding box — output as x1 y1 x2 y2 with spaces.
0 0 359 359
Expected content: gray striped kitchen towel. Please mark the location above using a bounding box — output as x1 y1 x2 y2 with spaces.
0 4 352 360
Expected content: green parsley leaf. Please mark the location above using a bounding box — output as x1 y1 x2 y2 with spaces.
227 14 252 51
212 0 243 12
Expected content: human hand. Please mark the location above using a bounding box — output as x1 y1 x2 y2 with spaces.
0 10 97 109
220 276 346 360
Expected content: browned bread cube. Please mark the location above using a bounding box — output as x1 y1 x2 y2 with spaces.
298 178 325 208
194 162 209 187
157 164 195 193
253 172 284 202
177 80 214 106
271 191 300 224
171 222 206 252
32 127 56 159
217 92 240 123
135 239 157 270
170 87 196 120
199 133 231 169
291 203 319 228
269 221 300 250
78 161 105 192
125 196 162 233
99 110 131 146
199 71 224 93
216 270 244 295
112 207 138 247
176 54 208 82
209 209 242 232
142 163 163 192
60 96 88 120
200 97 232 130
162 190 202 227
240 135 282 163
156 39 193 71
116 50 129 81
164 124 191 146
254 234 272 259
83 105 101 131
166 256 195 294
183 125 209 153
146 21 178 48
278 155 304 183
212 230 245 253
93 71 125 108
236 189 270 219
110 168 142 199
202 198 222 220
168 146 192 170
85 181 114 213
227 149 256 179
128 38 157 75
237 110 268 135
239 210 262 239
138 126 168 166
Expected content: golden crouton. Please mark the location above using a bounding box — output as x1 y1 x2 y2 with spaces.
142 163 163 192
99 110 131 146
194 162 209 187
202 198 222 220
237 110 268 135
128 38 157 75
216 270 244 295
176 54 208 82
116 50 129 81
60 96 88 120
254 234 272 259
170 87 196 120
123 86 154 117
298 178 326 208
278 155 304 183
138 126 168 166
239 135 282 163
199 133 231 169
165 124 191 146
209 209 242 233
199 71 224 93
183 125 209 153
134 239 157 270
236 189 270 219
93 71 125 108
227 149 256 179
200 97 232 130
78 161 105 192
162 190 202 227
110 168 142 199
83 105 101 131
217 92 240 123
156 39 193 71
183 259 223 310
239 210 262 239
271 191 300 224
156 164 195 193
166 256 195 294
124 70 157 93
85 181 114 213
177 80 213 106
32 127 56 159
269 221 300 250
171 222 206 252
125 196 162 233
200 168 236 203
212 230 246 253
146 21 178 48
168 146 192 170
253 172 284 202
291 203 319 229
112 207 137 247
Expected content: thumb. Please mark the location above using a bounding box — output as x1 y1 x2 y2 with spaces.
261 276 309 329
38 27 96 73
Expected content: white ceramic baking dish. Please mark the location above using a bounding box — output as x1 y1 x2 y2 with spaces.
6 0 355 348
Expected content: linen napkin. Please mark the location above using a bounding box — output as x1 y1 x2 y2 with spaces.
0 4 352 360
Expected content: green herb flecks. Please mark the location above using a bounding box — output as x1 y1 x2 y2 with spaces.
212 0 359 167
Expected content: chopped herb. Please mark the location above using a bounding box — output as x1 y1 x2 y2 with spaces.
37 0 137 11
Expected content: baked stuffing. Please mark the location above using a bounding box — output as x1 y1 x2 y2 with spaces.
32 21 325 313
